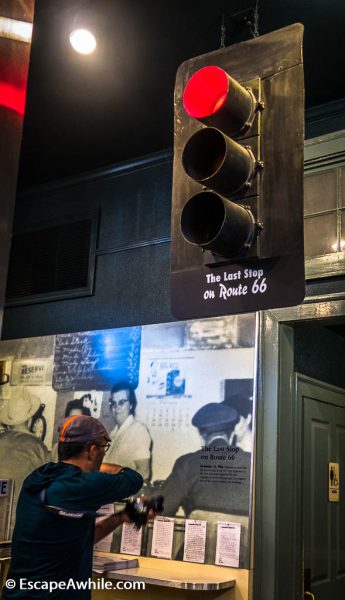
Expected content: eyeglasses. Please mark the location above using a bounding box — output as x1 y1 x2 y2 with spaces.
96 442 111 453
109 398 129 408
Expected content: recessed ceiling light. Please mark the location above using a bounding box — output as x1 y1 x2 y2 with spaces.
69 28 96 55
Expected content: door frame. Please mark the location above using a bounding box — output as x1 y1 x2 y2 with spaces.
299 379 345 600
252 296 345 600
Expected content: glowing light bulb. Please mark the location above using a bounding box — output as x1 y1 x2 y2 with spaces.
69 29 96 55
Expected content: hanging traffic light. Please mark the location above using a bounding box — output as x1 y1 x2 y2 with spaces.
170 24 305 319
180 66 260 259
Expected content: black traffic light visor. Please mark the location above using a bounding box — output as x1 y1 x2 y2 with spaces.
182 127 256 197
181 191 255 257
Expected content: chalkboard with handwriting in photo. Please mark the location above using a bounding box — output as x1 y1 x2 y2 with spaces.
52 327 141 391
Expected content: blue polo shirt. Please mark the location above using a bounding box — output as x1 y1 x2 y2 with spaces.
3 462 143 599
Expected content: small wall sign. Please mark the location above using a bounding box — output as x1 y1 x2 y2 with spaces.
328 462 340 502
0 480 9 496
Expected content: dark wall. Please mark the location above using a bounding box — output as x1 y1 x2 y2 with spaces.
2 152 174 339
294 324 345 389
2 99 345 341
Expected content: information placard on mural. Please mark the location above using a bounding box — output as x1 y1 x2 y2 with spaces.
11 359 53 386
52 327 141 391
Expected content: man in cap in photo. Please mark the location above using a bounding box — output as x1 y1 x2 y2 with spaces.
161 401 251 518
0 387 49 536
160 402 251 566
223 379 253 452
3 414 144 599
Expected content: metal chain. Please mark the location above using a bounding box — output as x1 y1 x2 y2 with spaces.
220 13 226 48
253 1 259 37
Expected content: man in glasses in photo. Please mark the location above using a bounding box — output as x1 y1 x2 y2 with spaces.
3 414 144 599
106 382 152 482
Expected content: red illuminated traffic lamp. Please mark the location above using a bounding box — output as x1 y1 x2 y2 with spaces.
182 65 256 132
170 24 305 319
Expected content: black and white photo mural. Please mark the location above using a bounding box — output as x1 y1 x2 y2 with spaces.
0 314 256 567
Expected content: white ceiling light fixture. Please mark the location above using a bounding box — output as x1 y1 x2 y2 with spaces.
69 28 96 54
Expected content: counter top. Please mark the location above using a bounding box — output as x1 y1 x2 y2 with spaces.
93 553 236 591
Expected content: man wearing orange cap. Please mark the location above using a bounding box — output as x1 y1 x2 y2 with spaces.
3 415 143 599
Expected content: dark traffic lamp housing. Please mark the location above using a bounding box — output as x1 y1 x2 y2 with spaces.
182 127 256 199
170 24 305 319
181 191 256 258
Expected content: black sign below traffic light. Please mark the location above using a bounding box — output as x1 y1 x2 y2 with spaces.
170 24 305 319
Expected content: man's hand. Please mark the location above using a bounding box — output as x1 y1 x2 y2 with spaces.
124 495 164 528
100 462 124 474
94 495 164 544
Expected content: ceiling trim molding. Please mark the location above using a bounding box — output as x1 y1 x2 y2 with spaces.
17 100 345 200
17 148 173 198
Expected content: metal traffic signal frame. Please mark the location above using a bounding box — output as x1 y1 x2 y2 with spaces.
170 24 305 319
